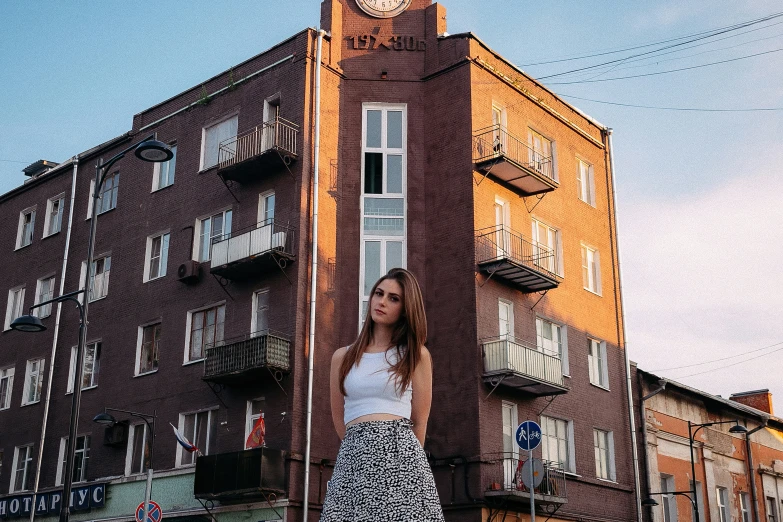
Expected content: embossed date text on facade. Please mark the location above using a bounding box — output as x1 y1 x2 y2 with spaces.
347 34 426 51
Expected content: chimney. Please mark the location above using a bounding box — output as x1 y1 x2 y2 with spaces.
730 389 774 415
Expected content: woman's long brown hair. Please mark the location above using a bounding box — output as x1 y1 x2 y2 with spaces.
338 268 427 396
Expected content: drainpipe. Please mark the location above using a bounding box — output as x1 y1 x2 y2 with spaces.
606 129 643 522
747 416 768 522
28 157 80 522
639 376 667 520
303 28 326 522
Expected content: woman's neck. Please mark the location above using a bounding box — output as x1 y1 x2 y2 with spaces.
370 325 395 351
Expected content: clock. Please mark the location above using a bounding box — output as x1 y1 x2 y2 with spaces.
355 0 412 18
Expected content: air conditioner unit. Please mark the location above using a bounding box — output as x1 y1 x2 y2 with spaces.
103 423 128 447
178 260 201 283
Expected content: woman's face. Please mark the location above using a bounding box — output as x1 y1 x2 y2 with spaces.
370 278 404 327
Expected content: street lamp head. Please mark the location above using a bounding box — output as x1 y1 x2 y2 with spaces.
642 498 659 507
92 412 117 426
10 314 46 333
730 424 748 434
134 140 174 163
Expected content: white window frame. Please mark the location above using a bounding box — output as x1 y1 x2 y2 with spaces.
593 429 616 481
87 172 120 217
690 480 705 522
66 342 100 393
740 492 751 522
55 435 90 486
200 113 239 171
661 474 678 522
359 103 407 326
21 358 44 406
501 401 519 488
717 487 729 522
581 243 602 295
192 208 233 263
258 191 275 226
176 408 218 467
498 299 514 341
536 316 569 375
79 255 111 302
494 196 511 255
0 366 14 410
528 128 557 181
767 497 778 522
16 207 36 249
152 143 177 191
576 158 596 206
125 423 151 476
184 302 226 364
531 218 563 276
10 444 33 493
251 289 269 337
135 322 162 376
588 338 609 389
245 397 266 449
491 102 507 153
540 415 575 473
5 286 26 331
143 232 170 282
34 275 56 319
43 194 65 238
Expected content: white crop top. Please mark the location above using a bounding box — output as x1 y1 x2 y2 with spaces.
343 346 413 424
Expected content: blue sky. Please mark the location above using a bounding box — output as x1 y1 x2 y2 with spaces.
2 1 782 403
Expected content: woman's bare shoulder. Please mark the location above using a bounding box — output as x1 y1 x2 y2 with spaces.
332 345 350 363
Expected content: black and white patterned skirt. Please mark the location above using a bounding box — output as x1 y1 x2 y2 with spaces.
320 419 445 521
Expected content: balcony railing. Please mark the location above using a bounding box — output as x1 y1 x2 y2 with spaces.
217 118 299 183
473 125 558 195
210 220 296 279
482 337 568 396
475 225 561 292
194 447 286 500
203 332 291 383
484 453 567 506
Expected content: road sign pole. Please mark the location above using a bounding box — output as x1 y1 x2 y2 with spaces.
529 448 535 522
142 469 152 522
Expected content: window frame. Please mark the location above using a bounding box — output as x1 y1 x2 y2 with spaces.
135 322 162 376
767 497 778 522
593 428 616 481
576 157 596 207
717 487 730 522
251 289 270 338
184 302 226 364
588 338 609 389
16 207 36 250
21 358 45 406
34 275 56 319
200 113 239 171
245 397 266 449
66 342 100 394
540 415 575 473
88 171 120 217
531 217 563 276
79 254 112 302
152 143 177 191
660 474 678 522
5 286 26 331
536 316 569 376
43 194 65 238
0 366 14 410
55 435 90 486
176 408 218 467
192 208 233 263
11 444 34 493
258 191 276 227
144 231 171 282
740 492 751 522
125 423 151 476
528 127 557 182
498 298 515 341
581 243 602 295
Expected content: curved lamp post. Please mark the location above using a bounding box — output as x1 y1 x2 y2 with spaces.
11 137 172 522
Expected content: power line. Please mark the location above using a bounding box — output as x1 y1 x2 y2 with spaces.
669 343 783 379
0 159 32 164
651 341 783 372
556 93 783 112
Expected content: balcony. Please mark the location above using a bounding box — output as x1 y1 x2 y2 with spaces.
210 220 296 280
217 118 299 184
484 453 567 508
194 447 286 500
473 125 558 195
476 225 561 293
203 332 291 384
482 338 568 396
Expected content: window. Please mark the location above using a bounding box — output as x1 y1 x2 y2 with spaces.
360 104 406 322
87 255 111 301
541 416 574 472
536 317 569 375
501 401 519 488
56 436 89 485
144 233 170 281
593 429 615 480
177 409 217 466
768 497 778 522
34 276 55 318
201 115 238 170
252 290 269 337
531 219 561 275
491 103 507 153
577 159 595 206
581 243 602 294
96 172 120 214
11 445 33 492
186 304 225 362
0 367 14 410
740 493 751 522
245 398 266 449
493 197 510 254
16 208 36 248
588 338 609 389
44 195 65 237
716 488 730 522
153 144 176 190
195 210 232 263
137 323 161 375
498 299 514 341
259 192 275 226
5 286 25 331
67 342 100 393
125 424 151 475
22 359 44 405
528 129 554 179
661 474 677 522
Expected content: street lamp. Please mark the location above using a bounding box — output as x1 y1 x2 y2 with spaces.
642 490 697 510
688 420 747 522
10 136 172 522
93 409 156 522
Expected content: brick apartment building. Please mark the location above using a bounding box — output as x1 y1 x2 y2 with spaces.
0 1 638 521
635 367 783 522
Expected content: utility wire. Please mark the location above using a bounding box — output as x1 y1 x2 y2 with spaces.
668 343 783 379
556 93 783 112
0 159 32 164
652 341 783 372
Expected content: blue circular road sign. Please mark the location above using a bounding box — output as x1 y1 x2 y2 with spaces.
516 420 542 451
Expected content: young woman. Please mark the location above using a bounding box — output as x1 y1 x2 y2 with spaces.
320 268 445 521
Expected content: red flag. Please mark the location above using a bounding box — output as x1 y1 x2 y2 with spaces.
246 414 266 448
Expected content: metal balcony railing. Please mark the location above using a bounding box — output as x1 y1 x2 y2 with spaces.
484 452 567 503
217 117 298 171
483 337 565 390
476 225 559 280
473 125 554 183
210 219 296 270
203 331 291 381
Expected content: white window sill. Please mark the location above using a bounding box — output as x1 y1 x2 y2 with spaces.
135 369 159 378
183 358 205 367
143 275 166 284
66 385 98 395
21 400 41 407
15 243 32 251
151 184 174 193
0 406 10 411
563 471 581 478
589 382 610 392
42 231 61 240
198 166 217 175
596 477 618 484
583 287 602 297
89 295 108 304
577 198 596 209
175 463 197 469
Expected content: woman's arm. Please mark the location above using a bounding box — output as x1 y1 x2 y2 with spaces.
410 346 433 447
330 347 347 440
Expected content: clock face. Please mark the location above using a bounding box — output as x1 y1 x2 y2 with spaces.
355 0 412 18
